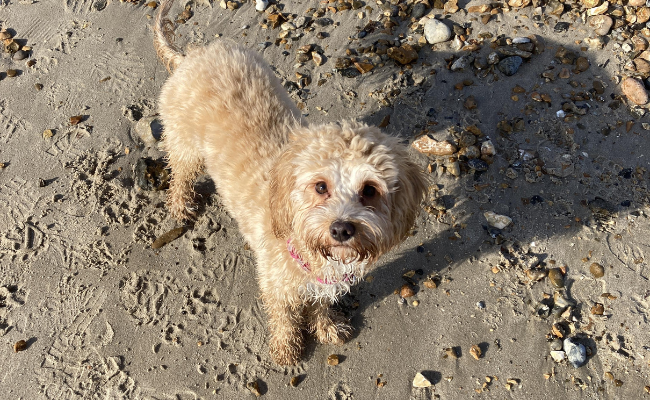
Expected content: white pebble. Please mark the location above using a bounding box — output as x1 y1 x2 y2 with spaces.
423 19 451 45
255 0 268 11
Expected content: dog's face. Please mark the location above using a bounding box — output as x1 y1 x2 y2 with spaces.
270 122 427 299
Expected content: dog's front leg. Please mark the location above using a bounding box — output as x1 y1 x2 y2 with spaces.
263 295 304 365
307 301 352 345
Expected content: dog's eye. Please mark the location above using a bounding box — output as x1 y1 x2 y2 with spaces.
315 181 328 194
362 184 376 198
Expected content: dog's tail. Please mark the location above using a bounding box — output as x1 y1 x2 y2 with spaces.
154 0 184 72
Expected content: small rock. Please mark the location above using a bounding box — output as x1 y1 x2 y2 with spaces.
13 50 28 61
590 262 605 278
69 115 83 125
487 52 500 65
554 22 570 33
43 129 54 139
563 338 587 368
13 340 28 352
484 211 512 229
413 372 432 388
412 3 426 19
400 283 415 298
467 158 488 171
591 303 604 315
6 69 18 78
550 339 563 351
463 95 477 110
312 52 324 66
574 57 590 72
387 44 419 64
497 56 523 76
246 381 262 397
550 350 566 362
469 344 482 360
424 19 452 44
481 140 495 156
327 354 340 366
0 31 12 40
290 376 300 387
547 268 564 288
621 77 648 105
135 116 163 147
451 54 475 71
589 15 613 36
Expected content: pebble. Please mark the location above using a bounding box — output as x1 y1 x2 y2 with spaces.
424 19 452 44
591 303 604 315
135 116 163 148
387 44 419 64
469 344 482 360
400 283 415 298
481 140 495 156
590 262 605 278
13 340 27 352
563 338 587 368
13 50 28 61
412 3 426 19
451 54 475 71
512 37 531 44
550 350 566 362
621 77 649 105
487 52 500 65
0 31 12 40
484 211 512 229
413 372 432 388
589 15 613 36
550 339 563 351
497 56 523 76
246 381 262 397
574 57 590 72
547 268 564 288
468 158 488 171
6 69 17 77
327 354 340 366
290 376 300 387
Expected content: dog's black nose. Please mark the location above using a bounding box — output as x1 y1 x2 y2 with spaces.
329 221 356 242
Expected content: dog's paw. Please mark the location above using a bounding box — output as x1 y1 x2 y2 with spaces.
269 339 302 366
313 311 352 345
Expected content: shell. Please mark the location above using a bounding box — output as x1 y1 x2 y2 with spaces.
412 136 457 155
497 56 523 76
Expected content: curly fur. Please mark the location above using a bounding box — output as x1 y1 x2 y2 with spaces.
155 0 428 365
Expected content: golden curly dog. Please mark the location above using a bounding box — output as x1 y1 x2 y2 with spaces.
154 0 427 365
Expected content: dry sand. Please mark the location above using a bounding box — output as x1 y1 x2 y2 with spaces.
1 0 649 399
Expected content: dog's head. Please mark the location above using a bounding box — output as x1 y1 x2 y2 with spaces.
270 121 427 298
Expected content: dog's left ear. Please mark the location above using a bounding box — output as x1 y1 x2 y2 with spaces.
269 148 296 239
389 152 428 244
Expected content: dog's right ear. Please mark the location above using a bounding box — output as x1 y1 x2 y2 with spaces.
269 149 295 239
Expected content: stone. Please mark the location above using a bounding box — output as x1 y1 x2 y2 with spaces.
563 338 587 368
424 19 452 44
484 211 512 229
621 77 649 105
413 372 432 388
255 0 268 11
135 116 164 147
497 56 523 76
589 15 612 36
387 44 419 64
412 136 457 155
412 3 426 19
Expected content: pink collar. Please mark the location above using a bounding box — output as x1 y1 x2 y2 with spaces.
287 240 350 285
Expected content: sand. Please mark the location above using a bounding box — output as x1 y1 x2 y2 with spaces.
1 0 649 399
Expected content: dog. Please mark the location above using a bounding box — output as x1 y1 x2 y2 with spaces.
154 0 428 365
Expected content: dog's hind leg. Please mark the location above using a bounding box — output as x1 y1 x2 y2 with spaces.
162 128 203 222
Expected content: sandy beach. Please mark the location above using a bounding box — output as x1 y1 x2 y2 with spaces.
1 0 649 398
